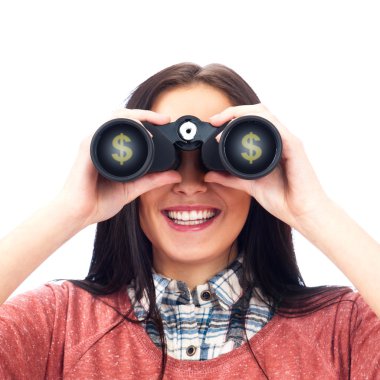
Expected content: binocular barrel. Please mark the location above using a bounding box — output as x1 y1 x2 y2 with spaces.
90 115 282 182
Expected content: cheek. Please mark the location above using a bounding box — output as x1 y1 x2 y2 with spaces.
138 195 155 237
222 187 251 210
226 192 251 223
138 186 170 242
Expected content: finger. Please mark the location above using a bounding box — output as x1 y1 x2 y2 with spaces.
210 105 268 143
209 105 266 126
67 136 98 183
125 171 181 202
110 109 171 125
210 104 299 155
209 104 291 137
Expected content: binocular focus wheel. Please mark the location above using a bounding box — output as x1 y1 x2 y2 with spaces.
219 116 282 179
90 118 154 182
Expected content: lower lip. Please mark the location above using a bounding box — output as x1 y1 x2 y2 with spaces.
161 213 219 232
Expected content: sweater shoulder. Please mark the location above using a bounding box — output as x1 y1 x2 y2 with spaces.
274 289 368 336
45 280 131 311
44 280 133 342
5 280 133 341
1 281 135 379
265 289 380 377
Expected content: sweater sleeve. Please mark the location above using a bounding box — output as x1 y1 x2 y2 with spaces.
0 283 63 379
350 294 380 377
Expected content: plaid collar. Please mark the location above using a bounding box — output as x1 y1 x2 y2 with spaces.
139 255 244 312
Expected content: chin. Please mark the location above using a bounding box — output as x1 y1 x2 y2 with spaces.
157 245 232 265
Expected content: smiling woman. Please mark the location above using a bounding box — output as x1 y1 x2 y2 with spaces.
0 63 379 379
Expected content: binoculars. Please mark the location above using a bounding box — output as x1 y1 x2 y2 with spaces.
90 115 282 182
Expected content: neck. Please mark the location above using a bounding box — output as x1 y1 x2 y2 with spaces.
152 244 238 290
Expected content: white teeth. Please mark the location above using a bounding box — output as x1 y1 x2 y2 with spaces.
174 220 206 225
166 209 216 224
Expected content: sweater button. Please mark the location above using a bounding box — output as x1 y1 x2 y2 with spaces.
200 290 211 301
186 345 197 357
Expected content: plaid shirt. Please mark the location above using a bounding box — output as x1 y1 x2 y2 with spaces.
127 255 272 361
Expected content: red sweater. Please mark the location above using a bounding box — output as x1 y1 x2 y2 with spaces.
0 281 379 379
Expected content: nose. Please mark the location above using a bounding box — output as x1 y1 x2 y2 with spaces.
172 150 208 196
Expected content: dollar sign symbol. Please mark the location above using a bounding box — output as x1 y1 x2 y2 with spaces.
112 133 133 165
241 132 262 164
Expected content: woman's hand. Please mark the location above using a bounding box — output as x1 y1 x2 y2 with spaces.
56 109 181 229
205 104 331 230
0 109 181 303
206 105 380 317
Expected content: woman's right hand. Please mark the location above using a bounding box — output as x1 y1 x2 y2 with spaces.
56 109 181 229
0 109 180 303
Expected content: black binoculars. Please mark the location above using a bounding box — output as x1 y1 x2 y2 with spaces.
90 115 282 182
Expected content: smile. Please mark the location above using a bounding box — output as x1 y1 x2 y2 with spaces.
162 208 220 227
167 209 216 225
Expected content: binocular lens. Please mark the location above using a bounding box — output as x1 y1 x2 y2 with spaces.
91 119 153 182
220 116 282 179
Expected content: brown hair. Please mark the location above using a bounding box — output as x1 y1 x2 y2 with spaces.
126 62 260 109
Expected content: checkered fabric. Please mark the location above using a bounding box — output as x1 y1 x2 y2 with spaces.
127 255 272 360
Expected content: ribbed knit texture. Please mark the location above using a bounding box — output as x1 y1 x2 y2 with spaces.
1 281 380 379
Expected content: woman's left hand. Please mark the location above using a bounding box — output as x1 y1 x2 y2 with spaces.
207 105 380 319
206 104 331 230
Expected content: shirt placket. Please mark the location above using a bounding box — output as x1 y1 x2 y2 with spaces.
177 303 200 360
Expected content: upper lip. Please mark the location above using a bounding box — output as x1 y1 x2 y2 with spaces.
162 205 220 212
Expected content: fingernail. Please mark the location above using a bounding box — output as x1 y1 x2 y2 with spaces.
158 114 170 121
209 113 218 119
156 114 171 124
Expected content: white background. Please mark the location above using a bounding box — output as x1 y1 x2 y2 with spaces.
0 1 379 298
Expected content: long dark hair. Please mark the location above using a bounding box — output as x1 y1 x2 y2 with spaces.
69 63 351 377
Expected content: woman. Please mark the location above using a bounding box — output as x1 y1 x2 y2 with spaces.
0 63 379 379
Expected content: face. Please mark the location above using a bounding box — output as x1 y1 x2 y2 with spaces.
139 83 251 276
